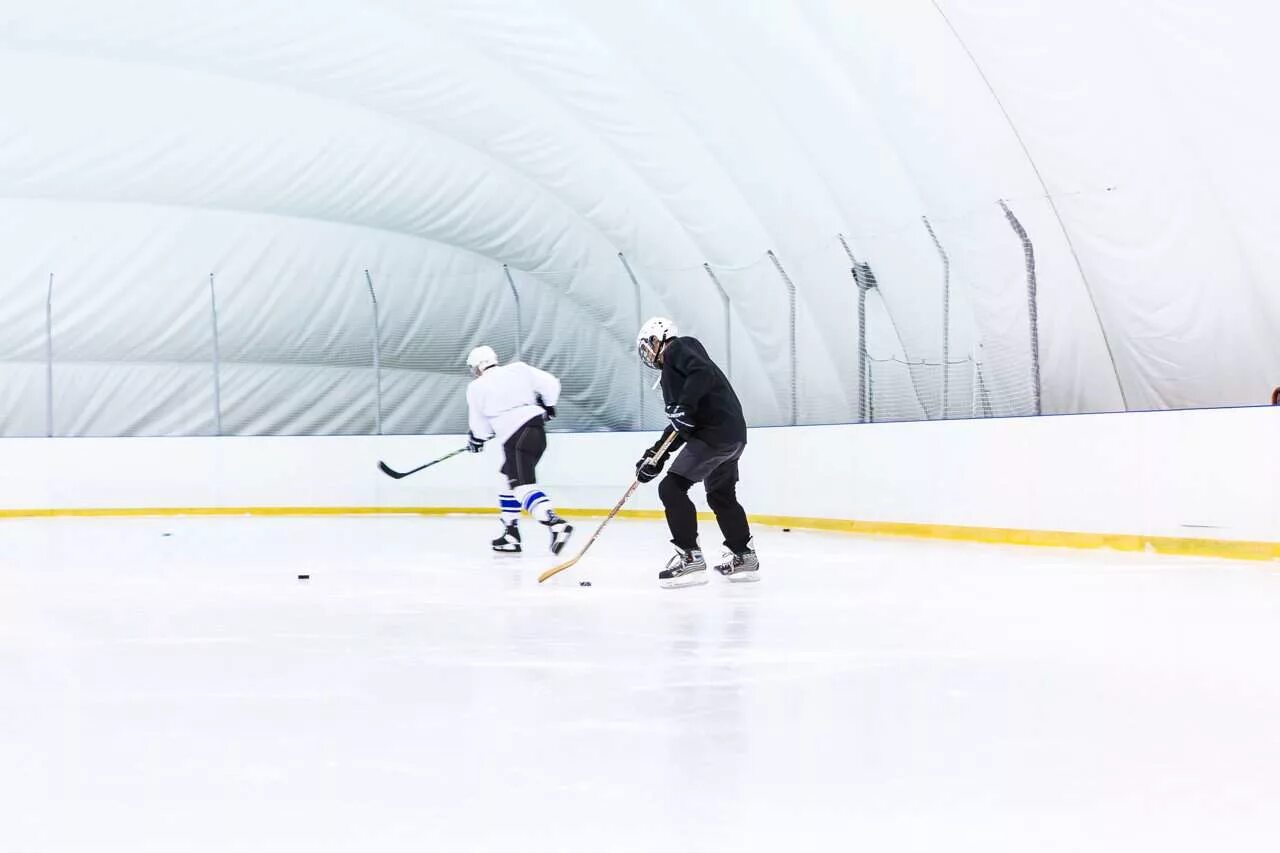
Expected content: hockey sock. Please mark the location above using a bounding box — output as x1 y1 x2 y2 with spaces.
499 492 521 524
514 484 555 523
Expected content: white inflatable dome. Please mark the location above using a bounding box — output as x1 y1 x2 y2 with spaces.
1 0 1277 435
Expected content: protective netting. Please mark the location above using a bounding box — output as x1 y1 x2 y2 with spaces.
2 200 1047 436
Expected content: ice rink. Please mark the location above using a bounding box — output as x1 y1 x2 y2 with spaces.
3 514 1278 852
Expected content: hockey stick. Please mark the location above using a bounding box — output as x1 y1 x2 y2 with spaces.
377 447 468 480
537 430 680 583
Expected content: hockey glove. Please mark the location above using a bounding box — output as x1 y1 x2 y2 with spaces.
466 432 487 454
665 402 695 434
536 394 556 422
635 445 670 484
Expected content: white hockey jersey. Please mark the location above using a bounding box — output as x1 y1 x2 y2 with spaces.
465 361 561 446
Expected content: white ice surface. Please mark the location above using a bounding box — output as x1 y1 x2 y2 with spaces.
2 516 1279 852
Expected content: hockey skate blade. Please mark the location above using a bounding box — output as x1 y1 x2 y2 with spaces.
659 571 709 590
723 571 760 583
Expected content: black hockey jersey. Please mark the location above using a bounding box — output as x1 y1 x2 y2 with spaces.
659 336 747 448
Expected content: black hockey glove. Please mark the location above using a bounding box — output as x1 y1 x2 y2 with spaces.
536 394 556 422
466 432 486 454
665 402 694 434
635 443 670 484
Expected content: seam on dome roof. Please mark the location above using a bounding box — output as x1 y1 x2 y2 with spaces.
405 2 769 273
4 23 776 363
0 35 697 287
0 42 629 278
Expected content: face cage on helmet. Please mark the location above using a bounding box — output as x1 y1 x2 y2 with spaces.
638 336 662 370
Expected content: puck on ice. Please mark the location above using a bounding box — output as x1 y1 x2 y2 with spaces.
782 528 791 532
579 580 592 587
297 574 310 580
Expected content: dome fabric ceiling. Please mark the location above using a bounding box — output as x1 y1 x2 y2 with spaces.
0 0 1276 435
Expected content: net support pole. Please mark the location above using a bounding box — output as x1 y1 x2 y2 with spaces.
208 273 222 436
921 216 951 419
502 264 523 360
975 356 994 418
617 252 645 429
840 233 928 420
839 235 865 423
45 273 54 437
851 261 877 424
765 250 798 426
364 269 383 436
999 200 1042 416
701 263 732 380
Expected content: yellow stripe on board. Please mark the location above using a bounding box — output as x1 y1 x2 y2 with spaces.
0 505 1275 562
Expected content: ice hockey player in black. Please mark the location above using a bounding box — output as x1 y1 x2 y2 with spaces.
634 316 759 588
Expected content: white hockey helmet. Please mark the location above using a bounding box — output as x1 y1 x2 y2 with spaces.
636 316 678 370
466 345 499 377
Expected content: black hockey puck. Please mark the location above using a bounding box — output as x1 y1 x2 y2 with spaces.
579 580 592 587
782 528 791 532
161 532 172 537
297 574 310 580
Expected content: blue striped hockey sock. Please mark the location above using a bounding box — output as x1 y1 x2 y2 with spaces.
514 484 554 523
498 492 521 524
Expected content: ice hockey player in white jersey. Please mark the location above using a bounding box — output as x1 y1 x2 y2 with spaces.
464 346 573 555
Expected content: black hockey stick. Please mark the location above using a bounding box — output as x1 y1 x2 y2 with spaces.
377 447 468 480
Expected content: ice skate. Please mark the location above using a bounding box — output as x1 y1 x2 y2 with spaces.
543 513 574 555
491 520 521 553
714 543 760 582
658 547 708 589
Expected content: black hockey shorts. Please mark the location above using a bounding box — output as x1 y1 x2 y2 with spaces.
669 438 744 484
501 417 547 488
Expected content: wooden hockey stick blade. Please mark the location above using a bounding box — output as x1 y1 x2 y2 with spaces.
537 549 587 583
536 483 636 583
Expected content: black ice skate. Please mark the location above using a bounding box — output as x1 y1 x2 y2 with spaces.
542 513 574 555
492 520 522 553
658 547 708 589
714 543 760 582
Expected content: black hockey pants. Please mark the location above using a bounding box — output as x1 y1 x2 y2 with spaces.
658 438 751 554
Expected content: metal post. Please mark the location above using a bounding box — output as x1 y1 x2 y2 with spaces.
852 262 875 423
364 270 383 435
617 252 644 429
839 236 865 423
999 200 1041 416
45 273 53 437
765 250 797 426
502 264 523 360
701 263 732 380
839 233 929 420
208 273 222 436
868 356 875 423
921 216 951 419
975 349 994 418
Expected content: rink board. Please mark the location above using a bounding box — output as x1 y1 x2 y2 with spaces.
0 406 1275 561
